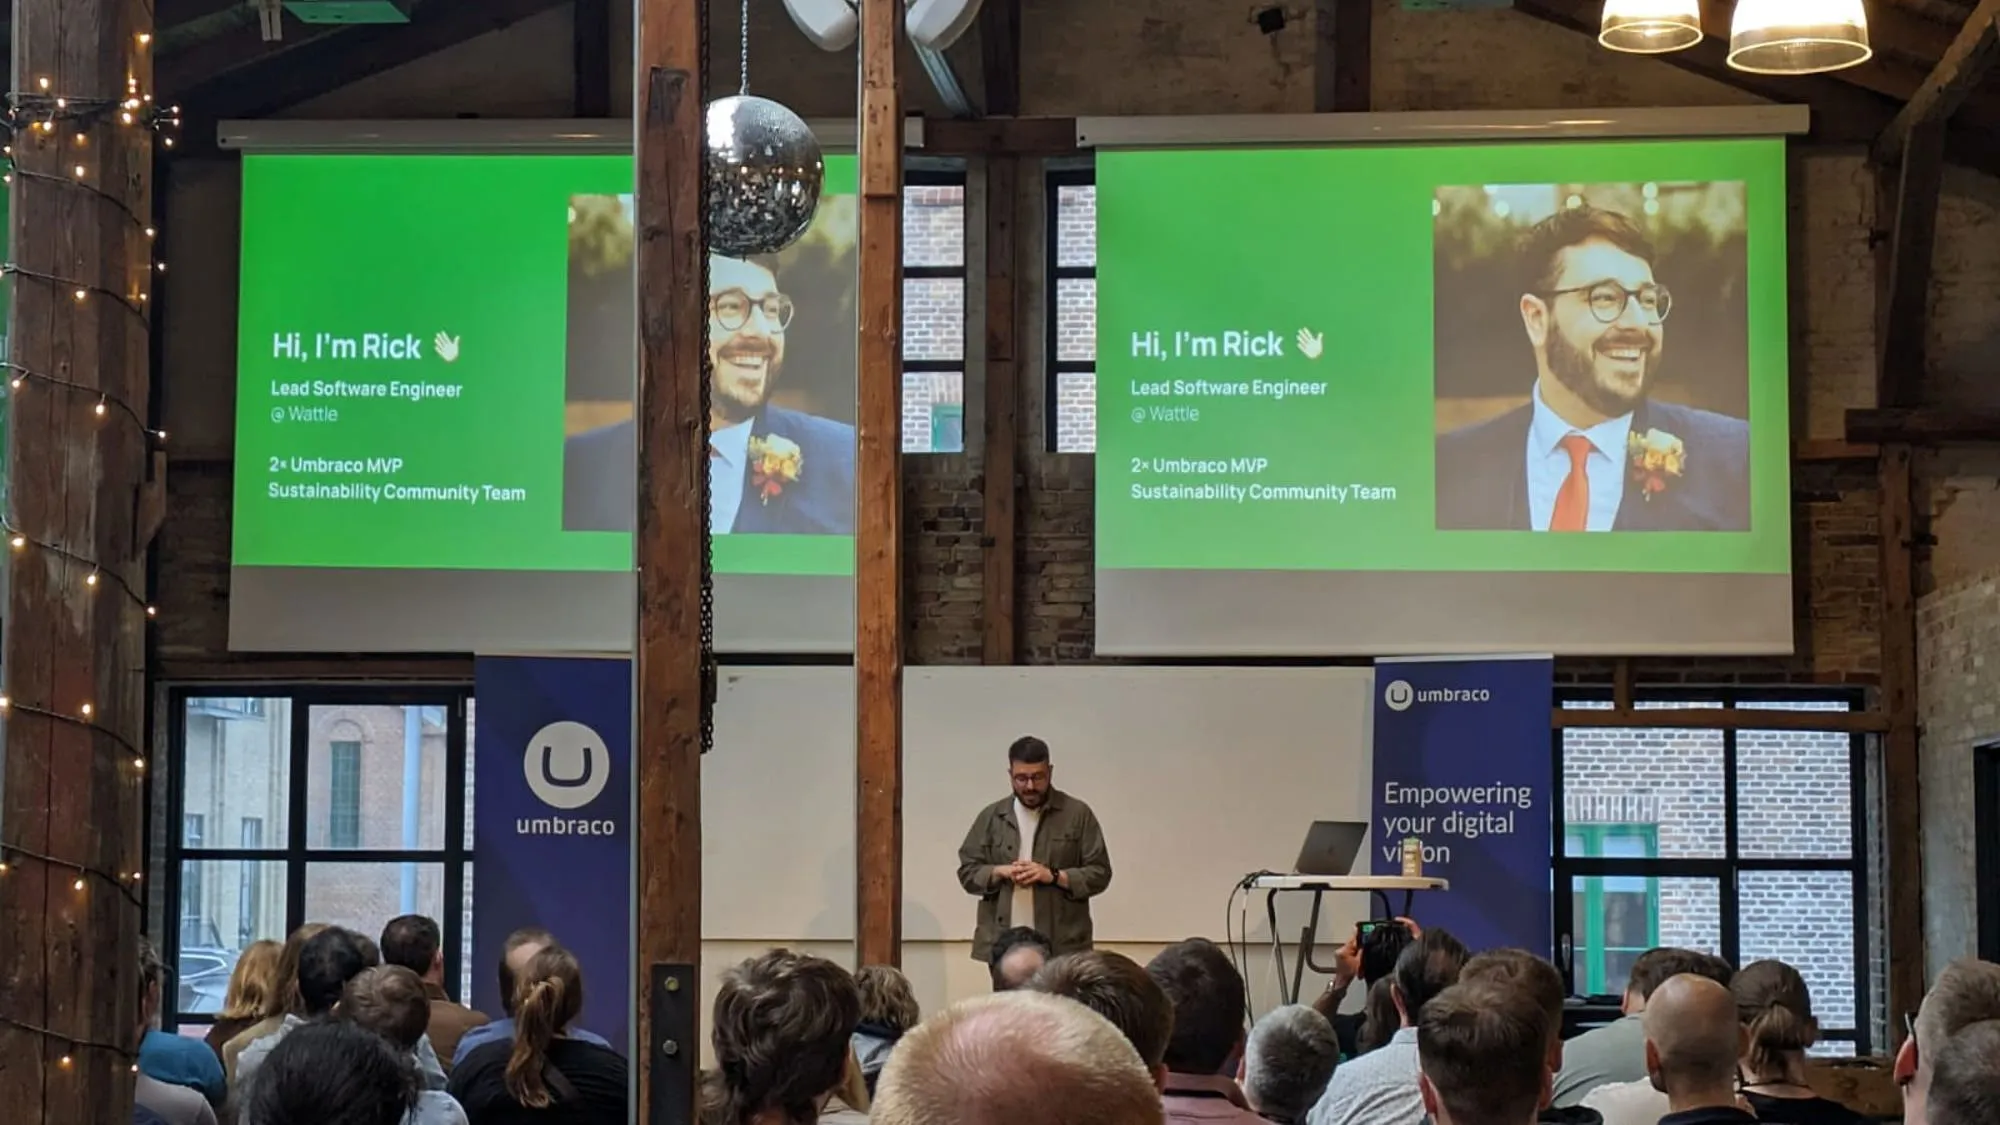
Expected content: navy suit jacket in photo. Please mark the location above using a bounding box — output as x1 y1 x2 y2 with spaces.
1435 397 1751 532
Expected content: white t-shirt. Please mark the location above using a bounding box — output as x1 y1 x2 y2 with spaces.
1011 799 1041 930
1580 1077 1670 1125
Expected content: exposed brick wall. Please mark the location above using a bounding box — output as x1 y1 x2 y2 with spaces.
1916 570 2000 979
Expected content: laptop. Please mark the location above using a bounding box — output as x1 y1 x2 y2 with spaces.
1293 820 1369 876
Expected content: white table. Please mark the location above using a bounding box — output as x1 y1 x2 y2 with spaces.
1247 874 1451 1005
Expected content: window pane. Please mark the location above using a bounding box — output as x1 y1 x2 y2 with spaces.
304 862 447 943
1571 876 1719 997
175 859 288 1018
1056 184 1096 268
460 862 477 1006
1810 1039 1857 1058
1739 870 1857 1028
306 705 448 850
1738 726 1853 860
465 700 478 851
1562 703 1725 858
1056 278 1096 362
904 183 965 268
181 697 292 848
1054 371 1096 454
902 371 965 454
904 277 964 362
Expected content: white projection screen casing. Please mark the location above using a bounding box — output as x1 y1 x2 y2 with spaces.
222 119 924 654
1084 108 1803 657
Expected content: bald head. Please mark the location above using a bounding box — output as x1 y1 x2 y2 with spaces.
871 991 1164 1125
1643 974 1744 1103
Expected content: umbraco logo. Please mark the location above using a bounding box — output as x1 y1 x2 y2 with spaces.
524 721 610 810
1384 680 1415 711
1385 680 1493 708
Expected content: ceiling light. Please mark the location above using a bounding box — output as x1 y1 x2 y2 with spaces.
1599 0 1703 53
1728 0 1871 74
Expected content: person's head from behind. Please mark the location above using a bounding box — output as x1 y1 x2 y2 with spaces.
497 926 557 1018
1516 203 1665 423
709 253 790 425
1392 928 1470 1028
1145 937 1247 1077
276 922 333 1018
1461 948 1567 1077
1642 974 1745 1104
1242 1005 1338 1123
705 948 861 1125
1027 950 1174 1087
1417 981 1551 1125
242 1019 419 1125
298 927 379 1018
988 926 1052 991
137 936 165 1040
856 964 921 1035
870 990 1164 1125
1926 1018 2000 1125
1624 947 1732 1013
1730 959 1818 1079
378 915 443 985
1901 958 2000 1123
502 944 586 1109
221 938 284 1022
1360 919 1417 985
1007 735 1053 809
1360 976 1400 1053
341 965 432 1053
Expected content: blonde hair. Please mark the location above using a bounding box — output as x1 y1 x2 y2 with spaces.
506 944 584 1109
856 964 920 1033
220 939 284 1021
871 991 1163 1125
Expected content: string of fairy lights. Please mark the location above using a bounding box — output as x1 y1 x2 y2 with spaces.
0 38 178 1069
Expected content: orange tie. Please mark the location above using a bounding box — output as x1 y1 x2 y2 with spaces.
1551 434 1593 532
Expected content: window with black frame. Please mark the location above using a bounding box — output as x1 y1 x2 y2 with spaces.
1046 167 1097 453
902 168 969 453
167 689 473 1033
1554 692 1875 1054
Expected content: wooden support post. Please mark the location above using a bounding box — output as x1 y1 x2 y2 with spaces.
0 0 153 1119
856 0 906 967
1875 121 1944 405
1314 0 1373 112
633 0 706 1115
1879 443 1924 1042
981 156 1019 666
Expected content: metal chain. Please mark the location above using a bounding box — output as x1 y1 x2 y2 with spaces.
738 0 750 97
699 0 718 756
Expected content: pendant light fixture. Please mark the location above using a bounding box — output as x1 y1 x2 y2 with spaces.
1727 0 1871 74
1599 0 1703 54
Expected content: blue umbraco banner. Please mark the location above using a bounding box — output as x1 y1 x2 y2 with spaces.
472 656 630 1051
1371 656 1554 956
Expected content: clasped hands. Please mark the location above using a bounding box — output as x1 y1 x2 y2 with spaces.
996 861 1057 886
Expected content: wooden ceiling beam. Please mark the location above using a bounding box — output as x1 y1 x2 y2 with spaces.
168 0 572 119
1878 0 2000 164
1847 406 2000 444
977 0 1021 116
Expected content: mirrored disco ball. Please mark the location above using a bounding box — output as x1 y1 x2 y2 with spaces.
705 95 824 257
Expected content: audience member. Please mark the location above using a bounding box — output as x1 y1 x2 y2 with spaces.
1642 974 1752 1125
1461 949 1597 1125
208 940 283 1063
451 929 611 1069
236 927 383 1096
1417 980 1552 1125
224 924 330 1083
137 938 228 1108
1728 960 1868 1125
343 966 471 1125
448 944 626 1124
1925 1018 2000 1125
1357 977 1399 1054
1898 958 2000 1125
1308 927 1469 1125
1147 938 1264 1124
136 937 220 1125
870 990 1164 1125
1314 919 1418 1058
852 964 920 1098
698 949 859 1125
1027 949 1174 1088
1240 1005 1338 1125
987 926 1053 991
240 1021 420 1125
382 915 491 1073
1553 948 1732 1107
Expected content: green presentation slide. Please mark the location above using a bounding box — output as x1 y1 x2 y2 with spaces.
1094 138 1791 575
233 152 860 576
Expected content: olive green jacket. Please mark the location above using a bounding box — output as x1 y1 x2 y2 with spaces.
956 789 1112 960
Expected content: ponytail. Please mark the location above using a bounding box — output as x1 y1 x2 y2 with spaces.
1744 1000 1816 1078
1731 960 1818 1082
501 944 585 1109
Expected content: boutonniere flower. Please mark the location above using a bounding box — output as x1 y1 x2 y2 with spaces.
747 434 804 504
1626 428 1685 500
